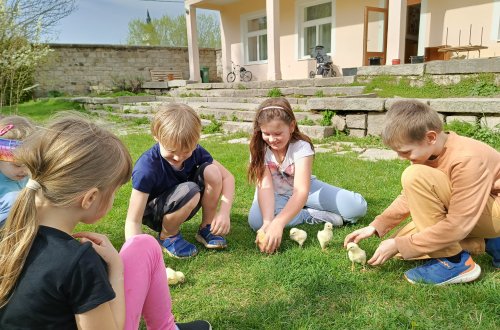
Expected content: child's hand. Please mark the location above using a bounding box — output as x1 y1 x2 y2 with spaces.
211 211 230 236
73 232 122 269
343 226 376 248
368 239 398 266
261 221 284 254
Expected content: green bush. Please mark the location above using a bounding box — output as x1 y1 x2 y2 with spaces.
320 110 335 126
445 120 500 149
267 87 282 98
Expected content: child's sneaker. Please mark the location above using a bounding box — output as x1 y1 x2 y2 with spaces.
176 320 212 330
306 208 343 227
404 251 481 285
195 224 227 249
158 232 198 259
485 237 500 269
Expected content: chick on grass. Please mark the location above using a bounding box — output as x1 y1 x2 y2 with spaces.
317 222 333 251
166 267 186 285
346 242 367 271
290 228 307 247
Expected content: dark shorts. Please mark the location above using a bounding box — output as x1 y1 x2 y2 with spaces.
142 162 210 233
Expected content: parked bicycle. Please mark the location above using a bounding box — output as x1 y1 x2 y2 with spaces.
227 61 252 82
309 45 336 78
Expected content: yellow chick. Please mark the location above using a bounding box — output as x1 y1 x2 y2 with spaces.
346 242 367 271
166 267 186 285
256 229 266 251
317 222 333 251
289 228 307 247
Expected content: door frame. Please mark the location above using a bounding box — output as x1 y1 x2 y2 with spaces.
363 6 388 66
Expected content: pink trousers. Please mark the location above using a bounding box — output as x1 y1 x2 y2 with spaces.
119 234 176 330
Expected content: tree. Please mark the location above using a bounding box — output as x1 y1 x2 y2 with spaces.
4 0 77 39
0 0 64 109
127 12 221 48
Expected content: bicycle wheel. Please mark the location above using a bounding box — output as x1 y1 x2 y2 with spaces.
309 71 316 78
242 71 252 82
227 72 236 83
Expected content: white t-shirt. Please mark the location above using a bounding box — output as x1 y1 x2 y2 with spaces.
264 140 314 196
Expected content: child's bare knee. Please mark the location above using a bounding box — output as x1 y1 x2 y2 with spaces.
203 164 222 186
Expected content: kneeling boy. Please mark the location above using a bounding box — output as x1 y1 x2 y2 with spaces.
345 100 500 285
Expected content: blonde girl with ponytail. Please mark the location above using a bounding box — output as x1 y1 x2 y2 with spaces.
0 115 211 330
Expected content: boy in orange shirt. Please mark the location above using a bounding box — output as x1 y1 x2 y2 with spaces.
344 100 500 285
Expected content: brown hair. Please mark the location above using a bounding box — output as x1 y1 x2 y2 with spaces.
0 113 132 307
0 115 35 140
151 103 201 152
248 97 314 184
382 100 443 149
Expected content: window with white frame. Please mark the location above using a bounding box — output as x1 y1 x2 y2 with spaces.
298 1 334 58
243 14 268 63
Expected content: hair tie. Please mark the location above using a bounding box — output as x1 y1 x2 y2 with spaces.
26 179 41 191
261 106 284 111
0 124 14 136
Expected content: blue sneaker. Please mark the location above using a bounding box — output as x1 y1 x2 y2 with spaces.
158 232 198 259
404 251 481 285
485 237 500 269
195 224 227 249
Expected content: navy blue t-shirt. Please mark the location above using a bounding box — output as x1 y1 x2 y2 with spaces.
132 143 213 201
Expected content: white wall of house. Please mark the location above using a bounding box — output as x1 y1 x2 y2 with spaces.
189 0 500 81
424 0 500 59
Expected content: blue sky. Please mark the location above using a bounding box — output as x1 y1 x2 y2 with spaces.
53 0 186 44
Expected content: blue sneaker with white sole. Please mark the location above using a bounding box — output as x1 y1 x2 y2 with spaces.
404 251 481 285
158 232 198 259
195 224 227 249
485 237 500 269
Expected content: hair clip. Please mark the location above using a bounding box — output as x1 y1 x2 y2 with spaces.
0 124 14 136
261 106 285 111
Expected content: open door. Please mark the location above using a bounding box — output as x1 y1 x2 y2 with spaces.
363 6 388 66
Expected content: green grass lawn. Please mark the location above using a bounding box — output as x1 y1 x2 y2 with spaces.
3 100 499 329
77 133 499 330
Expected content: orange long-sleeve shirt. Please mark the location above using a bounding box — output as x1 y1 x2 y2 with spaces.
370 132 500 259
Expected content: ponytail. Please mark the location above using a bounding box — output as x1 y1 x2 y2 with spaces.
0 188 39 307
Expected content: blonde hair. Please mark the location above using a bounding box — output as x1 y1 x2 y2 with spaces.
248 97 314 184
382 100 443 149
0 113 132 307
151 103 201 151
0 115 35 140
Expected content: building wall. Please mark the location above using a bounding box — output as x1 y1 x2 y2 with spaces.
424 0 500 59
35 44 220 96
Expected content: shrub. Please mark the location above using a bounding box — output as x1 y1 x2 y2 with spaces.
320 110 335 126
267 87 282 97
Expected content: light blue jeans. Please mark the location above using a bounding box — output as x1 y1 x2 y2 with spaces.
248 178 367 231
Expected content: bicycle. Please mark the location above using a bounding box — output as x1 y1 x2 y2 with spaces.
226 61 252 82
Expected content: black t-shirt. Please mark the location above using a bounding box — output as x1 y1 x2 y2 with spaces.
0 226 115 329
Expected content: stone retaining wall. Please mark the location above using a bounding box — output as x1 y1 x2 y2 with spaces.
308 97 500 136
35 44 221 96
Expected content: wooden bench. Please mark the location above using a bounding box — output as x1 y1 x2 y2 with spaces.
149 69 183 82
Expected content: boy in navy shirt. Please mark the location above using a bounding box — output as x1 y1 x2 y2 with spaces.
125 103 235 258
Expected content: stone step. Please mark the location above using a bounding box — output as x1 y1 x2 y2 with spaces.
193 107 323 123
171 86 365 98
221 121 333 139
185 76 356 90
89 110 334 139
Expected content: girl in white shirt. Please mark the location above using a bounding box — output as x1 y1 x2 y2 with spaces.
248 97 367 254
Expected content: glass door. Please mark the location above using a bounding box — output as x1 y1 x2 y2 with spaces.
363 6 388 66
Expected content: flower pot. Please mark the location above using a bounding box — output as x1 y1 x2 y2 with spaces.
392 59 401 65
